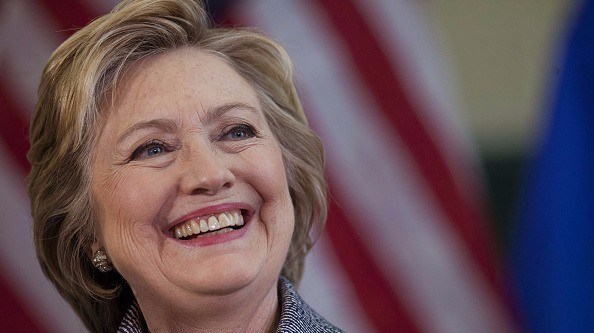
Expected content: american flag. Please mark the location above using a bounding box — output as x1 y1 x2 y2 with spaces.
0 1 519 332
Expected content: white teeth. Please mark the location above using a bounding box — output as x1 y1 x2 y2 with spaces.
172 210 245 239
208 216 220 230
225 212 235 226
218 213 230 227
190 220 200 234
199 219 209 233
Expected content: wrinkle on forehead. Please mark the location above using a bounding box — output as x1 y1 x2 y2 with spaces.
105 47 263 131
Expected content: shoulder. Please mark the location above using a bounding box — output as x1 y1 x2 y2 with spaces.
277 276 343 333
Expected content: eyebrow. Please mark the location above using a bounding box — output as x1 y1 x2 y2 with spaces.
116 102 261 144
200 102 262 124
117 118 178 144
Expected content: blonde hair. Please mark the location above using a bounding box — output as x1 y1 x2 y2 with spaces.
27 0 326 331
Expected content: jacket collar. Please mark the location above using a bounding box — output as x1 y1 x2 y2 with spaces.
117 276 342 332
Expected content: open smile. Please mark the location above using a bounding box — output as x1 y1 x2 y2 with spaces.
169 209 251 240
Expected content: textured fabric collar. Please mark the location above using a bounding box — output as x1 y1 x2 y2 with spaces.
117 299 144 333
276 276 343 332
117 276 342 332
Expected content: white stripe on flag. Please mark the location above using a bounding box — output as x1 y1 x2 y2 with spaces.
0 1 87 331
353 0 484 201
0 143 86 332
0 1 516 332
0 0 61 115
238 1 517 332
300 232 377 333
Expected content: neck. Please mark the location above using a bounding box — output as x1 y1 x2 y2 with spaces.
137 279 280 333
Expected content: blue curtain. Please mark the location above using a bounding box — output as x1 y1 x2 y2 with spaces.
513 1 594 332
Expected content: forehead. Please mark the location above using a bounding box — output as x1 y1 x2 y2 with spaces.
108 47 260 124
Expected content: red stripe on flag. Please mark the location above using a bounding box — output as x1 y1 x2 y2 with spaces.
325 196 421 333
221 9 418 332
0 74 30 173
0 3 98 331
35 0 97 37
0 272 46 333
314 0 501 291
0 68 44 330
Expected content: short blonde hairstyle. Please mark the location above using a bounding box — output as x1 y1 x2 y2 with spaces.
27 0 327 331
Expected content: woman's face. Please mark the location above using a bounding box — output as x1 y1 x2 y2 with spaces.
91 48 294 309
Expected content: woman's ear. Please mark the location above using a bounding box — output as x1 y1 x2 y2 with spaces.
87 240 103 260
90 241 103 254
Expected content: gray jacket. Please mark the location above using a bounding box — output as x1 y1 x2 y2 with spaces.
117 276 343 332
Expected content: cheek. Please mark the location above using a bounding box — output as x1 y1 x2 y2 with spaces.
96 167 172 213
250 144 291 206
92 168 174 260
95 169 149 227
244 143 295 240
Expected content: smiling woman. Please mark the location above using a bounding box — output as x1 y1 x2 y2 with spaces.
91 48 296 329
27 1 337 332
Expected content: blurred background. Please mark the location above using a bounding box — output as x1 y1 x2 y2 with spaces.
1 0 592 332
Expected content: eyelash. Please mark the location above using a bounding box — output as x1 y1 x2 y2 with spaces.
130 139 174 161
129 124 258 161
220 123 259 141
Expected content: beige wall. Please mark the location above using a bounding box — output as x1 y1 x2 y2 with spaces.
424 0 575 157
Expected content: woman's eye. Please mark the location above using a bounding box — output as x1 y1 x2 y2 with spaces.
223 124 256 141
130 140 171 160
147 146 164 156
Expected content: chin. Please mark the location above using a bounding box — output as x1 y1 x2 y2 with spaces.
189 257 269 296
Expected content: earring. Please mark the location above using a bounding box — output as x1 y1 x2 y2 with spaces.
92 250 112 273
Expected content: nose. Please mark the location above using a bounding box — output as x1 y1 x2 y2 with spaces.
180 146 235 196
